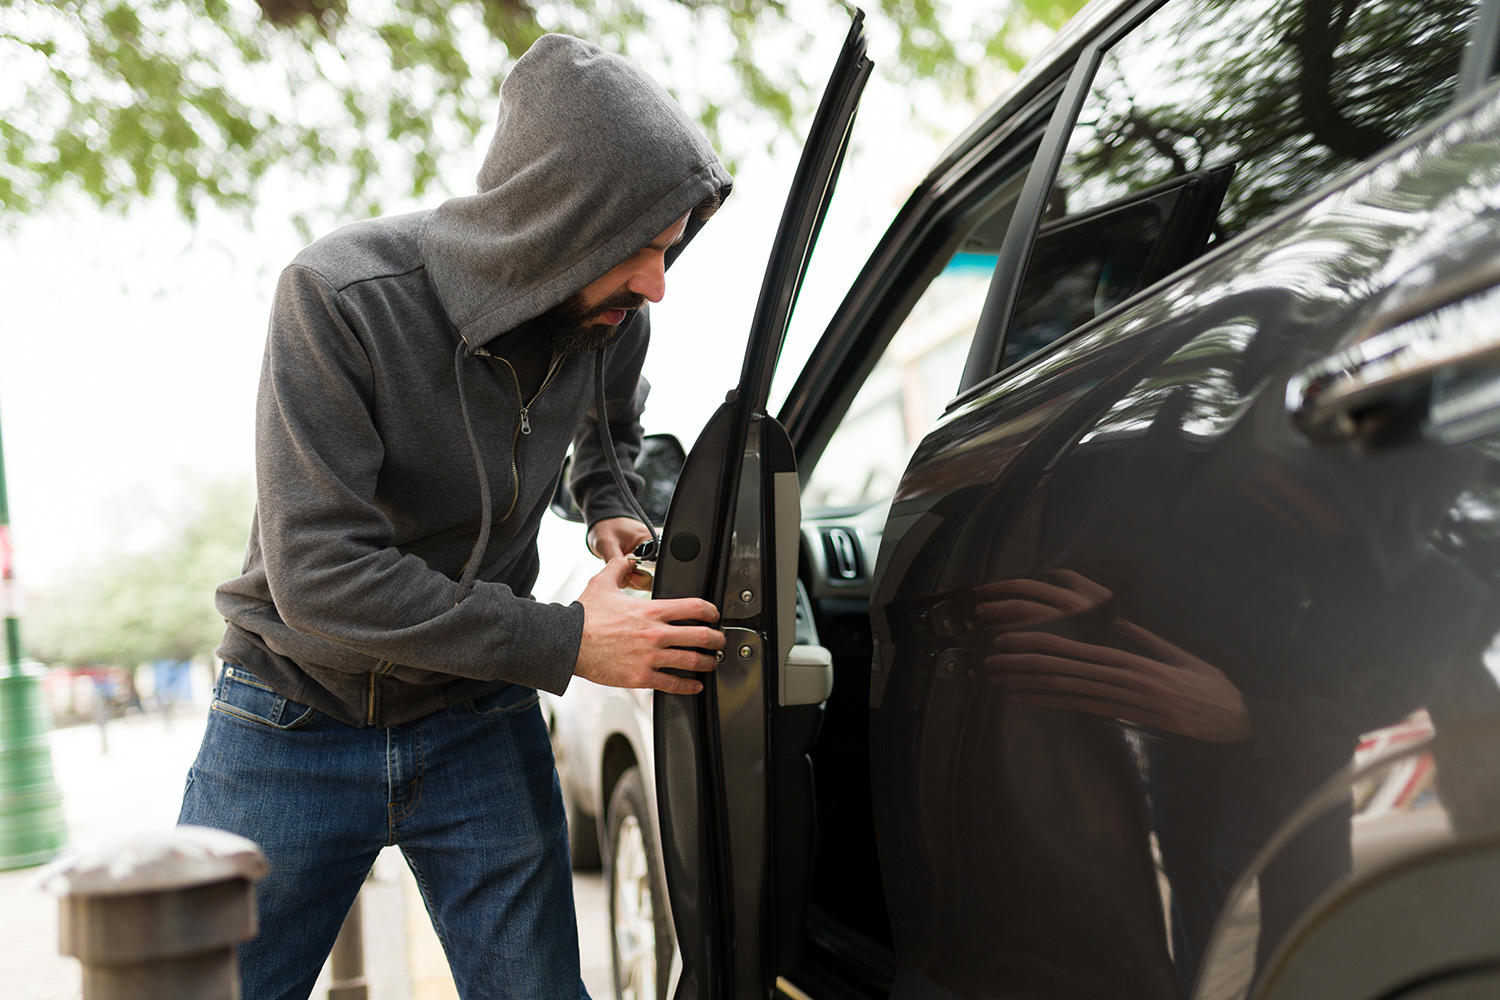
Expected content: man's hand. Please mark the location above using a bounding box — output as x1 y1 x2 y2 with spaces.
589 516 654 589
575 556 723 694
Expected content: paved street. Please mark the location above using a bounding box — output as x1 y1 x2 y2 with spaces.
1 694 614 999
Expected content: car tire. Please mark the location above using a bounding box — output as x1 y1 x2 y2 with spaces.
549 715 602 870
565 783 603 871
608 766 671 1000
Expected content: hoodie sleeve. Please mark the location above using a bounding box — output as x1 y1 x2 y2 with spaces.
568 310 651 529
251 263 584 696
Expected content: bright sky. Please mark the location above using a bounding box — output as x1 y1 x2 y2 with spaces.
0 10 1017 594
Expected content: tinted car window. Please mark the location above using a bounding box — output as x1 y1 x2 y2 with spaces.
804 251 996 510
1002 0 1473 371
802 163 1032 510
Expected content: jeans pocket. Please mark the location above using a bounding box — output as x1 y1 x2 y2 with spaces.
461 685 540 717
211 666 318 730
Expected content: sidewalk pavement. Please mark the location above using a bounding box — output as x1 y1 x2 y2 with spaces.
1 701 614 1000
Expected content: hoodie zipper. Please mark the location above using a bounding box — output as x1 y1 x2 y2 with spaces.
366 660 397 726
476 350 568 523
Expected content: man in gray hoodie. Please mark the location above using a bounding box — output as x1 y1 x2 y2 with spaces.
179 33 732 1000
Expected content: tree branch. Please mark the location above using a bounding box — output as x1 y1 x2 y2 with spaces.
1286 0 1394 160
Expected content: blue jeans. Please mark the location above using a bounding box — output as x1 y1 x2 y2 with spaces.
179 665 588 1000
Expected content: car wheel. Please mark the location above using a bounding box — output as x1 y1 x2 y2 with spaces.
608 766 670 1000
564 782 603 871
549 715 602 870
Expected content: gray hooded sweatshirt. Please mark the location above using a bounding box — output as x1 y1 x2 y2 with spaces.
215 34 732 728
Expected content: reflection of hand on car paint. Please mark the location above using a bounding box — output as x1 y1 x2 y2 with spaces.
987 618 1253 743
974 569 1114 630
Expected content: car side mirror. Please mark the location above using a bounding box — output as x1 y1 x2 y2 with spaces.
549 433 688 525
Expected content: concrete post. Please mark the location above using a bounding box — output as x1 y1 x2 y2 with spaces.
327 889 369 1000
41 825 268 1000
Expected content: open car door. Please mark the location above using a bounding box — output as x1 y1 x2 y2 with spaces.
652 14 872 1000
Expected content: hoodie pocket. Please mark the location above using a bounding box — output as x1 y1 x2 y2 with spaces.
460 685 539 717
211 666 318 730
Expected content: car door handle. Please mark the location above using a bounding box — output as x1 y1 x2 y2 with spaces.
782 644 834 707
1288 256 1500 444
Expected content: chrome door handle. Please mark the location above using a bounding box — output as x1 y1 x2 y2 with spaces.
1288 255 1500 444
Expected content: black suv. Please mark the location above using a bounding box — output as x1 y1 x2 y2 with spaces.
563 3 1500 998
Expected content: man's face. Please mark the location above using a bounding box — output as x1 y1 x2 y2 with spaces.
541 213 691 354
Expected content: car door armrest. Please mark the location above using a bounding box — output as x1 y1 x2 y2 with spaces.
782 644 834 706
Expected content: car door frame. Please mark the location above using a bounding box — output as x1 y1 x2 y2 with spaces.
776 80 1067 476
649 14 872 1000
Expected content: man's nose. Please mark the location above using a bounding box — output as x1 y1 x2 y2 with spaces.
626 256 668 302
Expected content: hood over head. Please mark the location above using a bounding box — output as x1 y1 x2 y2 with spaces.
422 33 733 351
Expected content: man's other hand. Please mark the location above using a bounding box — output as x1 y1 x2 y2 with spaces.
588 516 654 589
575 557 723 695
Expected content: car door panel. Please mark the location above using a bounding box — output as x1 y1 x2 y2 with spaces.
653 399 734 1000
655 409 812 997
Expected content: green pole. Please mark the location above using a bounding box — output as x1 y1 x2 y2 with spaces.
0 397 66 868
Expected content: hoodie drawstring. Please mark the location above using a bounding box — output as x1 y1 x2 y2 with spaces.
594 347 660 559
451 341 657 605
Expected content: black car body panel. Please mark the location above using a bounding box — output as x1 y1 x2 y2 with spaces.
869 76 1500 1000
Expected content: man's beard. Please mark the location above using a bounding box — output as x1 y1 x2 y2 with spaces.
539 289 647 354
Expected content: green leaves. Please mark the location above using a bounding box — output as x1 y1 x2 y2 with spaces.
5 0 288 219
1 0 1084 224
